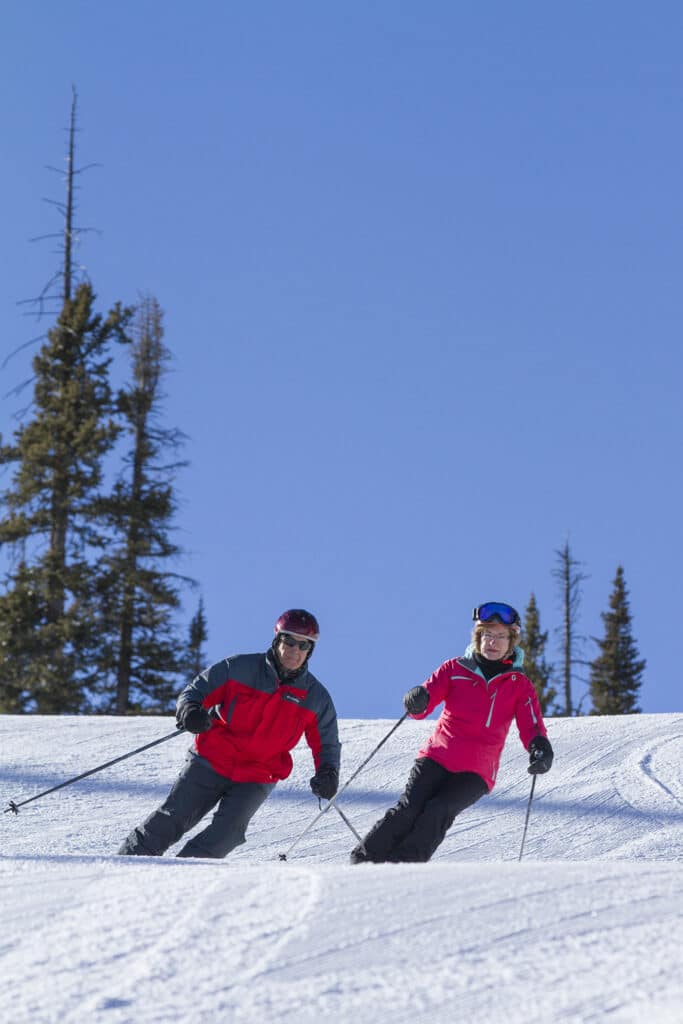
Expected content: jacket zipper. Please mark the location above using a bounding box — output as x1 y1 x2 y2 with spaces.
224 696 237 727
485 690 498 727
524 696 538 726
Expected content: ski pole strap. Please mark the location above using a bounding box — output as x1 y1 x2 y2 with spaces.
4 727 184 815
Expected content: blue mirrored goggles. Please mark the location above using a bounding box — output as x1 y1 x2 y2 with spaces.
473 602 521 627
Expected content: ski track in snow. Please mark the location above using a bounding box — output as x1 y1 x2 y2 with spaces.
0 713 681 1024
638 735 683 806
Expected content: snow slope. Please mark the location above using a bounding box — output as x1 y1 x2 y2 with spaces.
0 713 681 1024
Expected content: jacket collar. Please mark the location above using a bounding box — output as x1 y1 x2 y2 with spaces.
266 648 309 685
459 645 525 681
463 643 525 668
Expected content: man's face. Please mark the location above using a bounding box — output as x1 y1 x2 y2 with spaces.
277 633 312 673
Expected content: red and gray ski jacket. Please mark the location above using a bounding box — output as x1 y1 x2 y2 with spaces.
177 652 341 784
409 648 548 790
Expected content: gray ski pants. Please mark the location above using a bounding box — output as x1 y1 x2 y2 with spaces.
118 753 274 859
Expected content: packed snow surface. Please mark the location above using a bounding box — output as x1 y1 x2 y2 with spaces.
0 713 681 1023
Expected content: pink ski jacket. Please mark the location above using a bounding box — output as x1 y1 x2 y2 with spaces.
409 648 548 790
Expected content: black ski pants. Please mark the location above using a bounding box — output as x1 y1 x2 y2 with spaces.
350 757 488 864
118 753 274 859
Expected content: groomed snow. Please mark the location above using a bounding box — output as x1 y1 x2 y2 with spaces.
1 712 681 1023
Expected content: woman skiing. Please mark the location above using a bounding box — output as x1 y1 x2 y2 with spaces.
350 601 553 863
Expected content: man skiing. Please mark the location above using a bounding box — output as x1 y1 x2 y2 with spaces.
350 602 553 864
119 609 340 859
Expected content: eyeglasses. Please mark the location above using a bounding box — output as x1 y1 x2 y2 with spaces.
480 631 509 643
280 634 313 652
473 602 521 626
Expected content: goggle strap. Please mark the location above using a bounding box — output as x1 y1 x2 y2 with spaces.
277 630 316 643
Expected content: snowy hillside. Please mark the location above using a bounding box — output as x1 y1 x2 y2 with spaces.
1 713 681 1023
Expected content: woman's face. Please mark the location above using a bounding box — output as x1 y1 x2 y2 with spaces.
479 624 511 660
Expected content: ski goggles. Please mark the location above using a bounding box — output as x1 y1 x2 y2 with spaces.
472 602 521 627
280 633 314 652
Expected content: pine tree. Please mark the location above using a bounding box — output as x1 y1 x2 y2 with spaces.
0 91 132 711
590 566 645 715
521 593 557 714
0 563 44 712
186 596 209 680
94 295 192 713
0 284 129 711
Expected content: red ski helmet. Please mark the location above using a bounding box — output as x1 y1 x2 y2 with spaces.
274 609 320 644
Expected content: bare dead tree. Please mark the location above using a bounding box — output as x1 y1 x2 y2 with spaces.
552 539 590 715
4 86 100 394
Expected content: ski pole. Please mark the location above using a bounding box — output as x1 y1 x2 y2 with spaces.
278 712 408 861
313 794 361 840
331 800 361 841
4 726 185 816
517 774 537 862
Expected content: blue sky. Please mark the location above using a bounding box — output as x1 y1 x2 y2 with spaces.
2 2 681 717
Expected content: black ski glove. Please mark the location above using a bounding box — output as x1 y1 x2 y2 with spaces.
310 764 339 801
178 703 212 735
404 686 429 716
528 735 554 775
